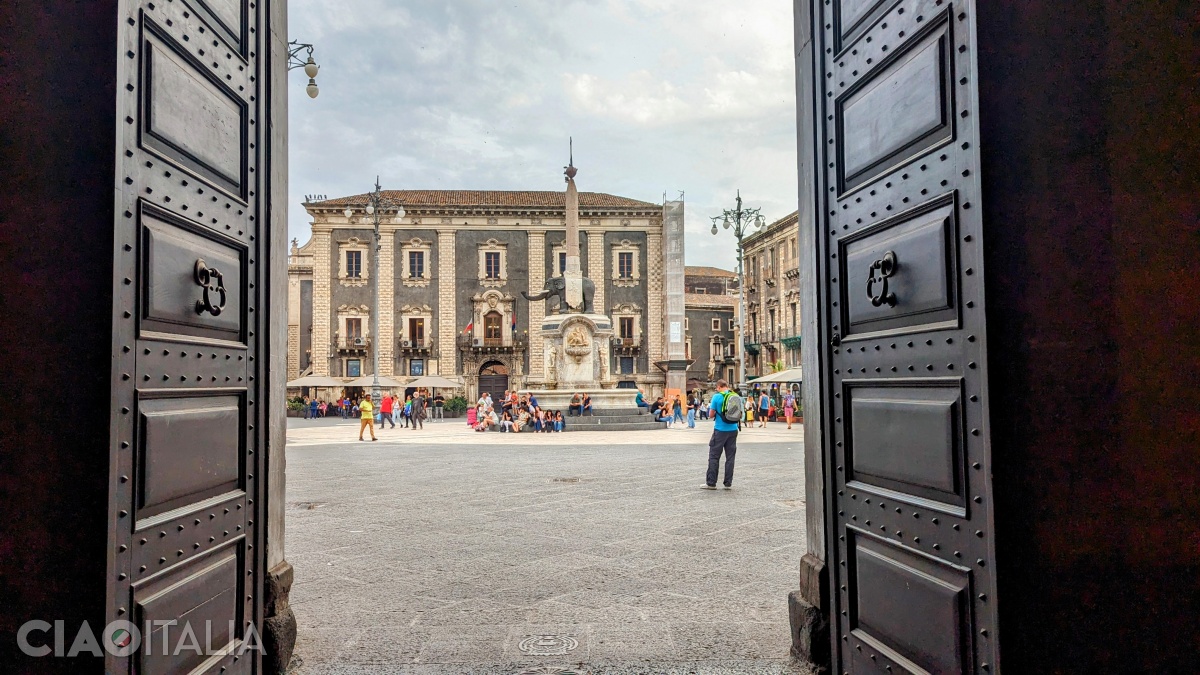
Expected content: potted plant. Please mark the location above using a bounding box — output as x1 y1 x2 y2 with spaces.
443 395 468 419
286 397 305 418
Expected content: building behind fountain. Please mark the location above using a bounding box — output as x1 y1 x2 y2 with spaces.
287 157 683 402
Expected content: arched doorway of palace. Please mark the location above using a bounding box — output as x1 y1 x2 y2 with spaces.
477 361 509 399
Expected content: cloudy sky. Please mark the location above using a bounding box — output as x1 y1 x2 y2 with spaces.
287 0 798 269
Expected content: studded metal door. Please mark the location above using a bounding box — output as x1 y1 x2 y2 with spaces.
809 0 998 672
108 0 268 672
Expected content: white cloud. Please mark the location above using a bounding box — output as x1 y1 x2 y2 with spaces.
287 0 798 268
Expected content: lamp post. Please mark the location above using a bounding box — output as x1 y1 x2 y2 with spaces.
287 41 321 98
710 189 765 393
344 177 405 407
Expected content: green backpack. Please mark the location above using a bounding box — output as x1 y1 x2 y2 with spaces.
719 392 744 423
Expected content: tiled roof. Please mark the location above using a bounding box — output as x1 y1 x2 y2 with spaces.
685 293 738 307
308 190 661 210
685 265 737 278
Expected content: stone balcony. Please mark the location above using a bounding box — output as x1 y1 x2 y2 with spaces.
456 334 528 354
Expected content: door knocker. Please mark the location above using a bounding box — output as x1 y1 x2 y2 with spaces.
866 251 898 307
194 259 227 317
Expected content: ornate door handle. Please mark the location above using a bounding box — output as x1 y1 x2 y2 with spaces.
194 259 227 317
866 251 898 307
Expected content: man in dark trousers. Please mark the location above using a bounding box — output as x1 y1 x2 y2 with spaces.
703 379 740 490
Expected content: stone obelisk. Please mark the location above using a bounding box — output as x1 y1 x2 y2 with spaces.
563 140 584 311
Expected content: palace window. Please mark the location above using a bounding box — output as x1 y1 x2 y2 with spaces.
619 356 635 374
345 318 362 338
618 252 634 279
619 316 635 339
558 251 567 276
478 239 508 287
337 238 369 287
408 250 424 279
712 318 721 331
611 239 641 287
408 318 425 344
484 311 503 345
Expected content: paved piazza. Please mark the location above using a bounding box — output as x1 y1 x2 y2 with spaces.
285 416 814 675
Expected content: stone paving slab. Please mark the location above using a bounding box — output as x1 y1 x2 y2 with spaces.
286 418 811 674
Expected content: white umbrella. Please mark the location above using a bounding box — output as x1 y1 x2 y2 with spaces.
344 375 408 388
406 375 463 389
286 375 347 387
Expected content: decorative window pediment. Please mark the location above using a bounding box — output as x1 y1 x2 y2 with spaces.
478 238 508 288
611 239 641 287
400 237 432 287
337 237 369 287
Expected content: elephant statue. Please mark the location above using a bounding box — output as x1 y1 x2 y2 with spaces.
522 275 595 314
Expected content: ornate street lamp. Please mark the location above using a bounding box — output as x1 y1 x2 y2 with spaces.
710 190 765 392
344 178 405 406
287 41 321 99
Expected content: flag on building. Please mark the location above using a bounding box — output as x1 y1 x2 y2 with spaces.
463 321 473 334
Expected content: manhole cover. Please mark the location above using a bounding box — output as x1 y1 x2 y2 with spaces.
516 668 585 675
551 477 582 483
288 501 326 510
775 499 805 508
518 634 579 656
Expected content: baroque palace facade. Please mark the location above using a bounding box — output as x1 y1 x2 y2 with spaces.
741 211 802 377
287 190 669 397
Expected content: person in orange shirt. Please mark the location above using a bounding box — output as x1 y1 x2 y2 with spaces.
379 394 395 429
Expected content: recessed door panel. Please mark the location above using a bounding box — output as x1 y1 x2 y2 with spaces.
140 209 245 343
838 22 953 193
141 22 246 196
849 532 972 674
134 546 242 675
841 199 958 339
137 394 243 520
846 380 965 511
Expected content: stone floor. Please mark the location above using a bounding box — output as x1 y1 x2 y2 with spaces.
285 416 814 675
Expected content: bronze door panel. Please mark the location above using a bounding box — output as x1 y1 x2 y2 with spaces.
134 545 243 675
140 21 247 198
136 394 243 520
181 0 248 52
845 379 965 512
849 531 972 674
837 21 953 193
841 198 959 339
140 210 245 343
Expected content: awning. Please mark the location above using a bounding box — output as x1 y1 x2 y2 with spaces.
406 375 463 389
751 367 803 384
344 375 409 388
286 375 347 387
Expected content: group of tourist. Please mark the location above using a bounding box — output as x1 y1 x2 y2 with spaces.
469 390 568 433
631 387 798 430
356 389 448 441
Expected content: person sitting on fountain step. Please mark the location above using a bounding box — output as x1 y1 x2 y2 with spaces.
635 389 649 409
568 393 583 417
499 411 514 432
554 411 565 432
581 393 593 416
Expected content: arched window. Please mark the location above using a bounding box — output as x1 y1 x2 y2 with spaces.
484 311 503 345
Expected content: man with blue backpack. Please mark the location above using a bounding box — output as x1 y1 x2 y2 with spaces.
703 379 742 490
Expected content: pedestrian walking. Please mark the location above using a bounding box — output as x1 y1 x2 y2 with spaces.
672 395 684 426
308 397 319 420
380 394 396 429
703 379 741 490
412 390 427 430
358 397 377 441
686 391 698 429
757 391 770 428
783 390 796 429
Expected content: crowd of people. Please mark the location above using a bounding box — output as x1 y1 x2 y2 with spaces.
469 390 570 433
636 387 799 430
